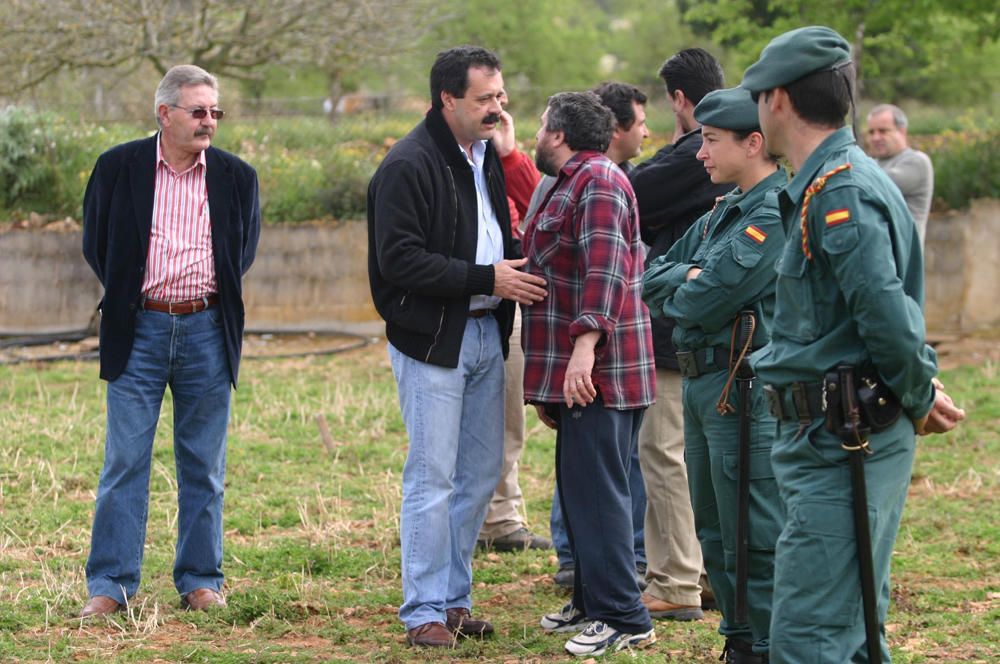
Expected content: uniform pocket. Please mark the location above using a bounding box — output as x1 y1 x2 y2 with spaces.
776 499 863 626
774 250 819 343
723 446 782 551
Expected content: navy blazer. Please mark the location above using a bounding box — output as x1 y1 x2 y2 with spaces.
82 135 261 386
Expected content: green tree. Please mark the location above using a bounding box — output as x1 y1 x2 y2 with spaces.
678 0 1000 103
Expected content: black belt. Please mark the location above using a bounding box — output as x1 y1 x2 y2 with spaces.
468 308 494 318
676 347 734 378
763 382 826 422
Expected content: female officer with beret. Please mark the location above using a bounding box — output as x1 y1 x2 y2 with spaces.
642 86 787 664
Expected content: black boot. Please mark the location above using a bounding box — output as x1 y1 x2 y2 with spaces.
720 638 767 664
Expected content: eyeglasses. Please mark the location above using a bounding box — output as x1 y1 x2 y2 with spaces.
170 105 225 120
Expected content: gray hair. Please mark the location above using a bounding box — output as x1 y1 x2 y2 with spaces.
868 103 908 130
153 65 219 127
544 91 614 153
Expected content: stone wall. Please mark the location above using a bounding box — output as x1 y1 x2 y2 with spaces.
2 202 998 337
0 221 381 336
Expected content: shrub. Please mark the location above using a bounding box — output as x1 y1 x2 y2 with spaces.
0 107 59 212
915 130 1000 211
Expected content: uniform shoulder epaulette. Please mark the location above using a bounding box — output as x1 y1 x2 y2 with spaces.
801 163 851 260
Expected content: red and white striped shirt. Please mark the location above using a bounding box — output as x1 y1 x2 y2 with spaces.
141 136 216 301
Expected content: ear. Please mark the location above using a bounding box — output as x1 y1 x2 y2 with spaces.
549 129 567 149
157 103 171 127
440 91 457 112
744 131 765 157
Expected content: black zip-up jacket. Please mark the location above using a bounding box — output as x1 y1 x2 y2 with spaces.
629 129 731 370
367 107 516 367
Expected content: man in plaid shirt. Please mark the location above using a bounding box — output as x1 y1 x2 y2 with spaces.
522 91 656 657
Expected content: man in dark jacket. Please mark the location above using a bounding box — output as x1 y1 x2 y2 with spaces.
628 48 731 621
367 46 546 648
80 64 260 617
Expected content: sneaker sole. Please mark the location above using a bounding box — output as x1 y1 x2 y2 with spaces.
565 629 656 656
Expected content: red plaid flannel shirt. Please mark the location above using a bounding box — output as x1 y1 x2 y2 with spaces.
520 151 655 409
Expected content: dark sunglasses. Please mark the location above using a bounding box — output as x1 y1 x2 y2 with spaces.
171 105 225 120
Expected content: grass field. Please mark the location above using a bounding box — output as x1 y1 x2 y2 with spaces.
0 342 997 662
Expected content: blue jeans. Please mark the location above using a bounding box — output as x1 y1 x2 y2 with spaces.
86 307 232 602
550 398 651 634
388 316 505 630
551 434 647 568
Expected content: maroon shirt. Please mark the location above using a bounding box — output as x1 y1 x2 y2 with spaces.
521 151 655 410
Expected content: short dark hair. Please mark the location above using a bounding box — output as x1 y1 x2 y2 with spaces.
591 82 648 130
657 48 724 105
544 91 615 153
782 63 854 129
429 46 502 110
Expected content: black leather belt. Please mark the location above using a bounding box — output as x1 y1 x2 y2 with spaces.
676 347 734 378
763 382 826 422
468 309 494 318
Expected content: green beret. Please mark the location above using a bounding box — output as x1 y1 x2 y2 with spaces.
741 26 851 94
694 87 760 131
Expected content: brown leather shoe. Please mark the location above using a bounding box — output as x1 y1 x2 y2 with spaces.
181 588 227 611
80 595 122 618
445 607 494 638
406 621 454 647
641 592 704 621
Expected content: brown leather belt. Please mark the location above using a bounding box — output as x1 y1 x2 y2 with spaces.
141 295 218 315
468 309 494 318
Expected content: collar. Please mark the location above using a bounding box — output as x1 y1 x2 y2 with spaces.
557 150 606 179
156 132 207 176
782 126 856 203
726 167 788 213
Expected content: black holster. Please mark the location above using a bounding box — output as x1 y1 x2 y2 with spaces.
824 366 902 435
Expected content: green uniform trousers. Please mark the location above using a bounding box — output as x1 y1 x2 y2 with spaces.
769 415 915 663
683 369 783 653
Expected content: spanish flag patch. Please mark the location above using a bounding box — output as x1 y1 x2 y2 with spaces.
744 225 767 244
825 208 851 226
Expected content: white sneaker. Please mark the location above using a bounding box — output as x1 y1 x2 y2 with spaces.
564 620 656 656
540 602 589 633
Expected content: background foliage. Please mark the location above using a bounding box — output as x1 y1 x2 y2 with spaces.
0 0 997 222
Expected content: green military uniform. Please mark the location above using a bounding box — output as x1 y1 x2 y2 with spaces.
742 27 938 664
642 86 787 662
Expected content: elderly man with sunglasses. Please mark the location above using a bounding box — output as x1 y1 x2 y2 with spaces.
80 64 260 617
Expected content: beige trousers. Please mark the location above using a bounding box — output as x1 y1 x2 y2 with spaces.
479 308 528 539
638 368 704 605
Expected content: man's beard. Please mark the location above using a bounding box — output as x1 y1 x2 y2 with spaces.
534 144 558 177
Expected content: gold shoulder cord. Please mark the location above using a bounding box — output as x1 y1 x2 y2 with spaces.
800 163 851 260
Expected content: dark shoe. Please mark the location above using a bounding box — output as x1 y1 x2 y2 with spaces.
641 592 704 621
720 637 766 663
553 564 575 589
80 595 121 618
701 586 718 611
445 607 494 638
478 527 552 552
406 621 454 647
181 588 227 611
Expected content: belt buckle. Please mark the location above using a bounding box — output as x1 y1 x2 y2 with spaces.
676 351 697 378
763 384 783 419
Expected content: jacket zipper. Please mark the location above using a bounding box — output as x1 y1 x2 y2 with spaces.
424 166 458 362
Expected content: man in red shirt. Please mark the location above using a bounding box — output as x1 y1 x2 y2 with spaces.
522 91 656 657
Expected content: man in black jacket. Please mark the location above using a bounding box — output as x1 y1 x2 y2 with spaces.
367 46 546 648
628 48 731 621
80 64 260 618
